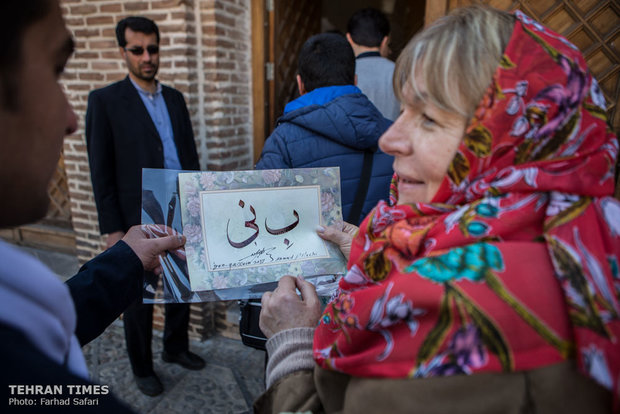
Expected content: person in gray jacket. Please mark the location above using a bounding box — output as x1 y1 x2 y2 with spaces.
346 8 400 121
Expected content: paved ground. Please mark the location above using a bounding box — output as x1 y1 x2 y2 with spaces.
82 321 265 413
18 245 266 413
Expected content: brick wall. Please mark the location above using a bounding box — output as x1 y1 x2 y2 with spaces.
60 0 253 338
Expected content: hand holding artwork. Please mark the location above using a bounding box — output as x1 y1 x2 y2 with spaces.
139 224 187 261
259 275 322 338
316 221 358 261
122 224 186 274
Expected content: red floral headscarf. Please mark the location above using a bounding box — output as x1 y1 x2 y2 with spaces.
314 10 620 400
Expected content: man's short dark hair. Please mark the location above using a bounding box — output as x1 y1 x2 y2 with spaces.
347 8 390 47
115 16 160 47
298 33 355 92
0 0 53 110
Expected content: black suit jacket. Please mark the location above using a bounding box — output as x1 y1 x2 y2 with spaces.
86 76 200 234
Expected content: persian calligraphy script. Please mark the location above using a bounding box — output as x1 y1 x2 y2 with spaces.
226 199 300 248
200 186 328 271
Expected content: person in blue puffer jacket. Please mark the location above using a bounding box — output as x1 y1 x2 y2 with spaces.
255 32 394 225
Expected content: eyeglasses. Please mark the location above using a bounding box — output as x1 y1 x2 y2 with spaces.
124 45 159 56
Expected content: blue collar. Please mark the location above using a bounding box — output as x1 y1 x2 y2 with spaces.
129 76 162 99
283 85 361 114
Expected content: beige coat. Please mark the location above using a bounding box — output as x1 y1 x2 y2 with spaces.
255 361 611 413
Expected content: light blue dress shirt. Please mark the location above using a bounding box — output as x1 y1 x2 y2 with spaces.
130 78 182 170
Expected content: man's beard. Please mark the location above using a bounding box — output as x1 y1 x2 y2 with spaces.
132 64 158 81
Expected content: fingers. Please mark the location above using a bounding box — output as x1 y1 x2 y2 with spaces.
341 221 359 236
171 247 187 261
316 223 355 243
273 275 318 305
141 224 175 238
261 291 272 307
295 275 319 306
123 225 186 271
276 275 297 292
316 223 354 260
259 275 322 338
150 232 186 252
315 224 335 241
316 224 338 242
137 225 185 255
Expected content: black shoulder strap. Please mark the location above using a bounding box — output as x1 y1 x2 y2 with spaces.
347 150 374 225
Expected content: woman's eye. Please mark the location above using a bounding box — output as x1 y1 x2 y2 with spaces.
421 113 436 127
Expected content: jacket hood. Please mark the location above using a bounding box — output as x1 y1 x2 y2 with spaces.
278 85 392 151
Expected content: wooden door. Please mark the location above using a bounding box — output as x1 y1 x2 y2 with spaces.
428 0 620 197
429 0 619 138
251 0 320 163
271 0 321 131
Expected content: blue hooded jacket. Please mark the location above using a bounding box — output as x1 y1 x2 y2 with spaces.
255 85 394 225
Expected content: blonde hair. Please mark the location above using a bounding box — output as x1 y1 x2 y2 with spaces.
394 5 515 118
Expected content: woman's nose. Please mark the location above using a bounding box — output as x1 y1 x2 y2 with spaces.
379 117 409 156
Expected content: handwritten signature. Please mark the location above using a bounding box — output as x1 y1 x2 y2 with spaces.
211 249 321 271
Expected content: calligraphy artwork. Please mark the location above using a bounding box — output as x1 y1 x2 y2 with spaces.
202 186 328 272
179 168 347 292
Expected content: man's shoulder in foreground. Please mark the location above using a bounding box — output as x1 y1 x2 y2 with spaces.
0 323 134 413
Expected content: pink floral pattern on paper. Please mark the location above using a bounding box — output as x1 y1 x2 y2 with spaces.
178 168 348 293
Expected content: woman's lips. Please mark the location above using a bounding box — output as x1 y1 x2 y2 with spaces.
398 175 423 185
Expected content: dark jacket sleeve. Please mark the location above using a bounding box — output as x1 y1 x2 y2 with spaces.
65 241 143 346
85 90 125 235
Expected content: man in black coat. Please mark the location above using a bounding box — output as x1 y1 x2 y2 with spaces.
0 1 186 411
85 16 204 397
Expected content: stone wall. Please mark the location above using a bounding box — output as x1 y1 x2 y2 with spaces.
60 0 253 338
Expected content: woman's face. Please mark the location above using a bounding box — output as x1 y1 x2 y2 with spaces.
379 82 467 205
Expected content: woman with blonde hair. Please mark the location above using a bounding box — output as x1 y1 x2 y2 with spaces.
256 6 619 413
